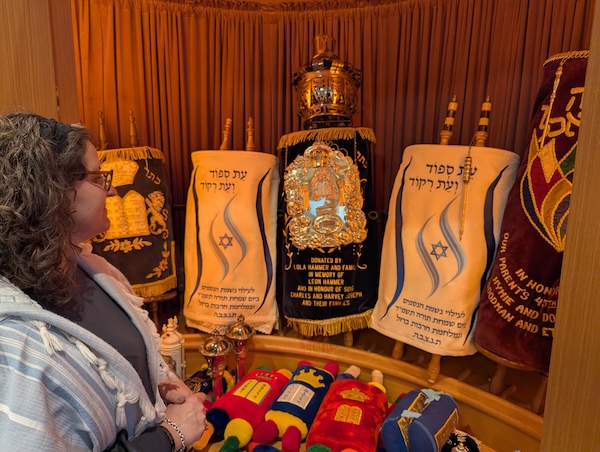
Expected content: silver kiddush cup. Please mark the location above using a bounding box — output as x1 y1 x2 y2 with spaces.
199 330 232 399
226 314 255 383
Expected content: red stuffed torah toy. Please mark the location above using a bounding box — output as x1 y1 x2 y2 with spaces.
195 367 292 451
305 366 388 452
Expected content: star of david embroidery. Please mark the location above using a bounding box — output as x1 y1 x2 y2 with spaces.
219 233 234 250
430 240 448 260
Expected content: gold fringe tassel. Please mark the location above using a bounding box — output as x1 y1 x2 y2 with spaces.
98 146 165 163
285 309 373 337
277 127 376 149
131 274 177 298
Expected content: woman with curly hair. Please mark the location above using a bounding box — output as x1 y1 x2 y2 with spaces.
0 112 207 451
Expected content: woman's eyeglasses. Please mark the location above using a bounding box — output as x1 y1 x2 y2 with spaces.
72 170 114 192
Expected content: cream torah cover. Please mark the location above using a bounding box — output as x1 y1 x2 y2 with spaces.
371 144 519 356
184 150 280 333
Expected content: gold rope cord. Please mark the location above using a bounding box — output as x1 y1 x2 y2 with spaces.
543 50 589 65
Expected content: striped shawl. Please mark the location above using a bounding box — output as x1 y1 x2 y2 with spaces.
0 244 168 450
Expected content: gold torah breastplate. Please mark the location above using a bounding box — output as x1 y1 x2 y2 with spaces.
284 141 367 250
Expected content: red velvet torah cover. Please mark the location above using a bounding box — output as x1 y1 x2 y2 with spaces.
475 50 589 373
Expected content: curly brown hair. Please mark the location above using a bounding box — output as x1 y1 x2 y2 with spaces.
0 112 90 307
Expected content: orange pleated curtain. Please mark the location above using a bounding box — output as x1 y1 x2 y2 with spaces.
70 0 594 244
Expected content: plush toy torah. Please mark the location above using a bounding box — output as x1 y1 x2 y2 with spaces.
380 388 459 452
305 366 388 452
194 367 292 451
252 360 339 451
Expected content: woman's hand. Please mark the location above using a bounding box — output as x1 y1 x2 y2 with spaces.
162 392 207 449
159 369 194 404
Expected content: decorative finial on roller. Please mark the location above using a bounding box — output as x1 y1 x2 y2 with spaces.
129 111 139 147
97 111 108 150
246 117 255 151
473 95 492 147
440 95 458 145
459 96 491 241
219 118 232 150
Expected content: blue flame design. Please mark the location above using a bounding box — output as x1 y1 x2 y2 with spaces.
209 215 230 282
254 169 273 314
223 195 247 271
416 216 440 298
440 197 465 285
187 165 203 308
379 158 412 320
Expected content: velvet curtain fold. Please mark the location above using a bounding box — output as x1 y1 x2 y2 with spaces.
70 0 594 245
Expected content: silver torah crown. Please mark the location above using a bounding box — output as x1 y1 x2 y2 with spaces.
293 35 362 130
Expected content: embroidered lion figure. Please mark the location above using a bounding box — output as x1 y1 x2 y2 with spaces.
146 191 168 237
